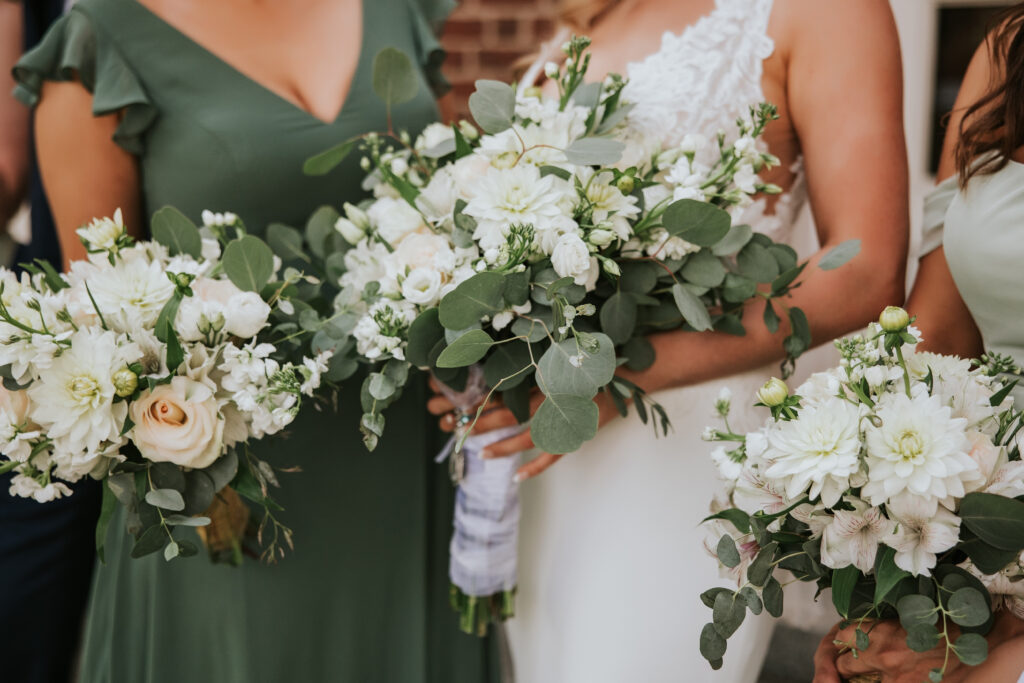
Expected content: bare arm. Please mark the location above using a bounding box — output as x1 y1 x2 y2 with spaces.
34 81 142 268
905 42 992 357
0 1 28 226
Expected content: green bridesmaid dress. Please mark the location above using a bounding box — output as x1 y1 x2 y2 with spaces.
13 1 498 681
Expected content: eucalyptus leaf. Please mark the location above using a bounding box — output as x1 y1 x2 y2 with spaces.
303 138 358 176
953 633 988 666
819 239 862 271
536 333 615 398
468 80 515 134
762 577 784 618
711 224 754 256
739 586 763 615
435 329 495 368
368 372 397 400
372 47 419 108
737 242 779 283
145 488 186 512
712 591 746 638
531 393 600 454
151 206 202 258
130 525 168 559
600 292 637 345
267 223 309 263
163 541 180 561
164 514 212 527
671 283 712 331
699 623 727 662
483 340 533 390
305 205 341 259
717 535 741 568
897 594 939 629
563 137 626 166
407 308 445 368
622 336 655 371
511 315 548 343
223 235 275 292
947 587 990 628
680 251 727 288
150 462 186 493
438 271 505 330
662 199 731 246
747 542 778 588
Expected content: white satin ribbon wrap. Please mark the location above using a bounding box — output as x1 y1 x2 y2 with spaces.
438 425 525 597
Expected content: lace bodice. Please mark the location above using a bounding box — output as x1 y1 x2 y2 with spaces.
621 0 806 242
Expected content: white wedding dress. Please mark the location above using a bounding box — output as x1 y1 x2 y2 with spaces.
508 2 818 681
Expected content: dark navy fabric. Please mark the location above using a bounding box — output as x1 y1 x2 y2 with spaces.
1 3 100 682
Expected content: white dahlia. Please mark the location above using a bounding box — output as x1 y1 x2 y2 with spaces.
464 165 572 250
762 397 862 507
861 392 981 513
70 253 175 333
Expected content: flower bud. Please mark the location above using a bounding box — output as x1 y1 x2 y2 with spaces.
544 61 560 79
359 156 372 171
615 175 635 194
390 157 409 176
342 202 371 229
879 306 910 333
757 377 789 407
523 86 543 100
458 120 479 140
172 272 195 289
112 368 139 398
601 258 621 276
588 229 616 248
335 218 365 245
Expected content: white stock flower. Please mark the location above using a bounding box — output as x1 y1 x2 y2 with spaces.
762 397 862 507
733 162 758 194
861 392 981 513
8 472 72 502
464 164 573 250
353 301 416 361
27 329 136 456
819 499 890 572
883 498 961 576
340 240 391 294
550 232 594 286
367 197 426 245
710 446 744 481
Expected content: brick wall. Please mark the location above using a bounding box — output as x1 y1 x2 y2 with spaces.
441 0 561 119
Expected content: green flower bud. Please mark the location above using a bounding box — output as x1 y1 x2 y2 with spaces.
879 306 910 333
757 377 789 407
601 258 621 276
458 120 479 141
615 175 635 194
172 272 195 289
112 368 139 398
523 86 543 99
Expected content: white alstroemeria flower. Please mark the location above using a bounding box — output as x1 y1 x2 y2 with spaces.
791 502 831 539
861 392 981 514
464 164 573 251
576 168 641 241
366 196 426 246
819 499 890 572
27 328 137 455
732 467 788 514
761 397 862 507
962 553 1024 619
883 498 961 576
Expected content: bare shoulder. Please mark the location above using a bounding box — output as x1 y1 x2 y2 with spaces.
769 0 898 60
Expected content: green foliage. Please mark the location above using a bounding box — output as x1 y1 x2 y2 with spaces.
435 330 495 368
563 137 626 166
662 199 731 246
468 80 515 134
302 137 357 176
223 235 275 292
438 271 506 330
671 283 713 332
531 393 599 454
151 206 202 258
372 47 419 109
536 333 615 398
819 239 861 271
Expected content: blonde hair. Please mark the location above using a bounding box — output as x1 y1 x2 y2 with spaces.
559 0 622 31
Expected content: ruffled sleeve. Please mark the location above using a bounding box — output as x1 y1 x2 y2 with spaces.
407 0 457 97
12 8 157 155
920 175 959 257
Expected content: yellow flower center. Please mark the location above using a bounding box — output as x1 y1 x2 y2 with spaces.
895 430 924 461
67 375 100 403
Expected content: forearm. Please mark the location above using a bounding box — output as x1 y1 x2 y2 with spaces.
0 1 29 226
619 242 905 393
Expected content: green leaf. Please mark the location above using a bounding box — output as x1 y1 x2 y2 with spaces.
959 526 1020 574
563 137 626 166
536 333 616 398
722 273 758 303
874 546 910 605
483 340 533 390
539 165 571 181
953 632 988 666
372 47 419 108
717 535 741 568
703 508 751 534
504 270 531 307
762 577 784 618
819 239 862 271
713 591 746 638
662 199 731 246
701 587 732 609
897 594 939 629
960 492 1024 551
906 624 940 652
438 271 505 330
739 586 763 615
763 301 780 334
681 251 728 288
181 470 216 516
619 262 659 294
747 542 778 588
436 329 495 368
95 481 118 564
737 242 779 283
223 235 275 292
407 308 445 368
600 292 637 345
502 383 532 424
305 205 341 259
130 524 168 559
368 372 396 400
671 283 712 331
303 137 358 176
164 514 211 527
511 315 548 343
163 542 180 561
622 336 655 372
468 80 515 134
947 587 990 628
266 223 309 263
699 623 727 662
151 206 202 258
712 223 754 256
832 565 861 618
145 488 186 512
531 393 599 454
786 307 812 358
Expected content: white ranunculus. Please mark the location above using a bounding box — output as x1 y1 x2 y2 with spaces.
130 376 224 469
819 499 890 572
861 392 981 514
883 497 961 576
401 267 443 306
27 329 137 455
76 208 126 252
762 397 862 507
227 292 272 339
550 233 593 286
367 196 426 245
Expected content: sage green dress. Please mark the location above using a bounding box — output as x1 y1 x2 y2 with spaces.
14 1 497 681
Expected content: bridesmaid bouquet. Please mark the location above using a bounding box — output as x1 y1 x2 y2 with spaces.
0 209 329 564
700 307 1024 680
300 36 860 633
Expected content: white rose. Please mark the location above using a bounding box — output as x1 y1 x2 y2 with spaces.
225 291 271 339
551 233 593 285
367 197 426 245
130 377 224 469
392 231 455 274
401 268 443 306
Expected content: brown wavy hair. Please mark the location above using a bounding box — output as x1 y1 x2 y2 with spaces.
955 4 1024 186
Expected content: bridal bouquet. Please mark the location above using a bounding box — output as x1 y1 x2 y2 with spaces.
700 307 1024 680
300 35 859 634
0 209 329 564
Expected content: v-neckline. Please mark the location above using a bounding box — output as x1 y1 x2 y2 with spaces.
127 0 367 126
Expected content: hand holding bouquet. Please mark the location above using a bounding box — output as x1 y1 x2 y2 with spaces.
0 209 329 563
701 307 1024 680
